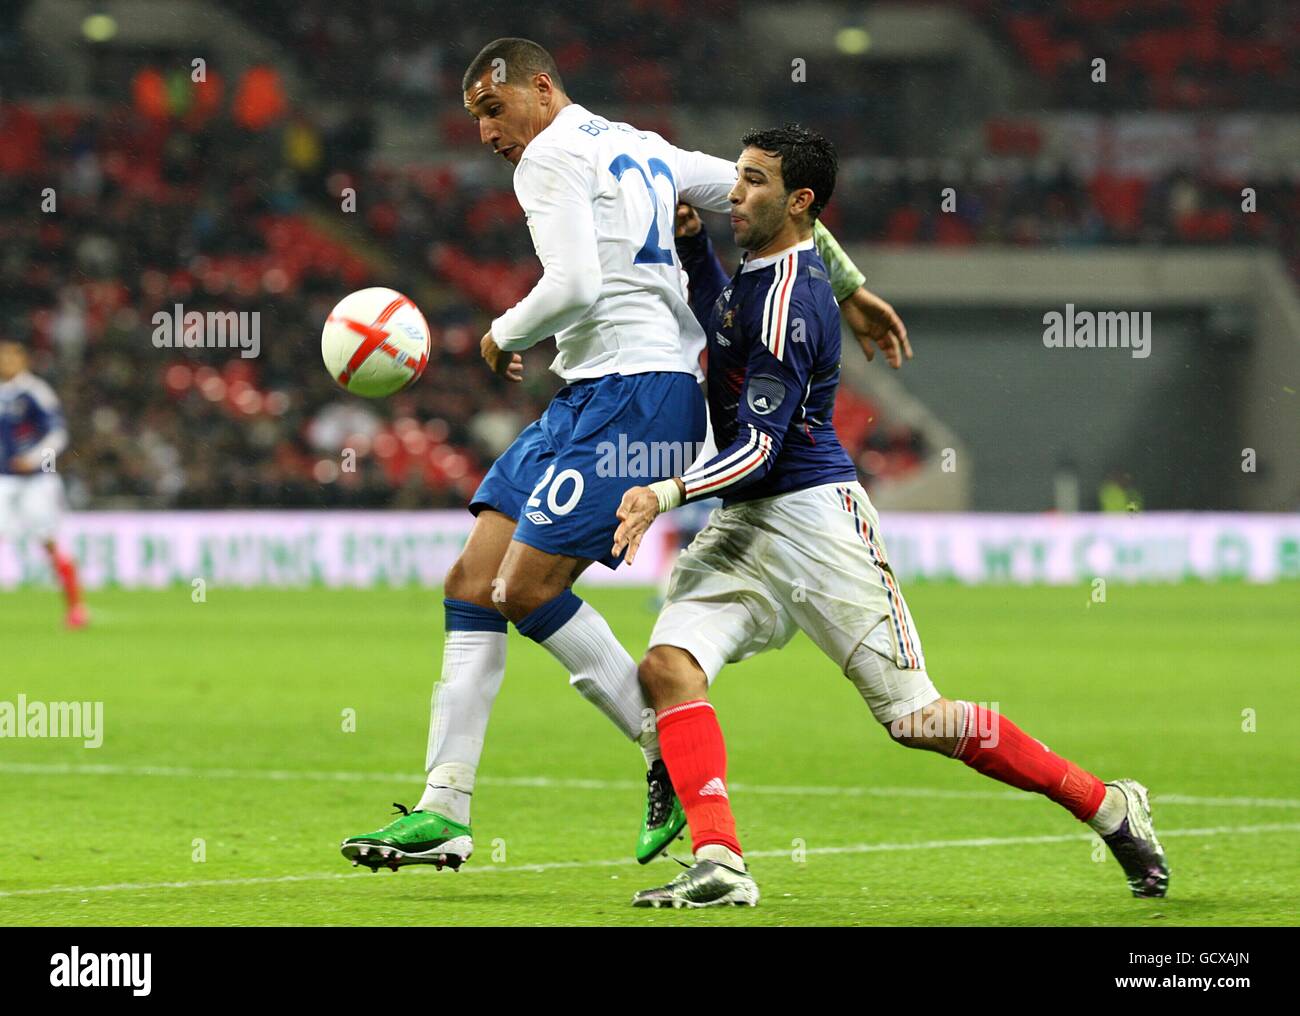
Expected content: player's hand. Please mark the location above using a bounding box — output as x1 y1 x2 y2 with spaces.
611 486 660 565
8 456 36 475
480 331 524 383
674 203 702 238
840 286 912 369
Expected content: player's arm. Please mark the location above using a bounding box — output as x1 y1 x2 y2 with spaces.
612 295 817 563
9 389 67 473
813 219 864 300
672 147 738 215
813 219 913 369
673 204 729 330
481 155 602 377
674 311 809 502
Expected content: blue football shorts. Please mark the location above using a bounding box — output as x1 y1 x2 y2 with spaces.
470 370 707 568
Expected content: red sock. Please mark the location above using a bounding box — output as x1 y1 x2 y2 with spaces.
656 699 742 855
953 701 1106 821
47 545 82 609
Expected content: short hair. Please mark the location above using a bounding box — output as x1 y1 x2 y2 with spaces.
740 123 838 220
462 38 564 94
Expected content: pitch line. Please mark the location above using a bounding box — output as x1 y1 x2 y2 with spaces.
0 761 1296 811
2 822 1298 900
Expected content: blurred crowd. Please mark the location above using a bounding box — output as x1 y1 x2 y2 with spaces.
833 160 1296 272
225 0 739 107
0 0 1295 509
0 102 529 509
981 0 1297 111
222 0 1295 113
0 85 930 510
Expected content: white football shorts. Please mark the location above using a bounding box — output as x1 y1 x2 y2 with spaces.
0 473 66 543
649 480 939 724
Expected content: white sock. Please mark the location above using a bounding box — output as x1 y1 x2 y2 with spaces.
417 782 472 826
696 843 746 870
540 600 658 759
1086 784 1126 835
418 628 507 826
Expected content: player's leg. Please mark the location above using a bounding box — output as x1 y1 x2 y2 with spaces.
491 536 685 862
499 370 703 758
636 645 739 858
804 482 1167 897
21 473 84 628
502 370 706 861
420 508 517 818
882 692 1168 897
493 538 654 752
342 401 569 871
629 528 781 907
630 645 758 908
340 508 516 871
43 539 84 626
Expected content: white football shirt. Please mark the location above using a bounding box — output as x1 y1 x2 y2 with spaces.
490 103 737 381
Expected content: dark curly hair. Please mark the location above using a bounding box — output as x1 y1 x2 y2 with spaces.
740 123 838 220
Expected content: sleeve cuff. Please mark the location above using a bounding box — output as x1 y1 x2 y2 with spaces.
490 316 534 352
674 226 710 255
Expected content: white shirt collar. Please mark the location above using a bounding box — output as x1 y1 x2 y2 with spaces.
554 103 589 124
521 104 588 158
741 237 815 274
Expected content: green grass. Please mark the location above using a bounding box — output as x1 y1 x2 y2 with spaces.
1 583 1297 926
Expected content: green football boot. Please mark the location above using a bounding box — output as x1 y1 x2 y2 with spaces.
637 759 687 864
340 803 473 872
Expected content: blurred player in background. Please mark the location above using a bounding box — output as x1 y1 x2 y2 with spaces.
0 340 86 629
612 126 1168 908
340 38 887 874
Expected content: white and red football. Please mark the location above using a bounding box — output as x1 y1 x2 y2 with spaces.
321 287 431 398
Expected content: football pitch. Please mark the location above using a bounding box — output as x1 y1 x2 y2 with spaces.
2 583 1296 927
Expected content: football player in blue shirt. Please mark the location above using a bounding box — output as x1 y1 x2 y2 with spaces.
0 340 87 628
613 125 1167 908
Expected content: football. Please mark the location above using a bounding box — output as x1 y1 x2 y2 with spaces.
321 287 431 397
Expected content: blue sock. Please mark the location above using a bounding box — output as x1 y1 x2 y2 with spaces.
514 589 583 643
444 598 507 633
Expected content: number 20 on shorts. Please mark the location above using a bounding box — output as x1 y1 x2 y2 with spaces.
527 464 585 516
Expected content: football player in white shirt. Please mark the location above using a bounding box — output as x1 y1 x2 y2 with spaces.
341 37 909 874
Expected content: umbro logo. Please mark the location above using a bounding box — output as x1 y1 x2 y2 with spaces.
699 777 728 799
525 510 552 526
